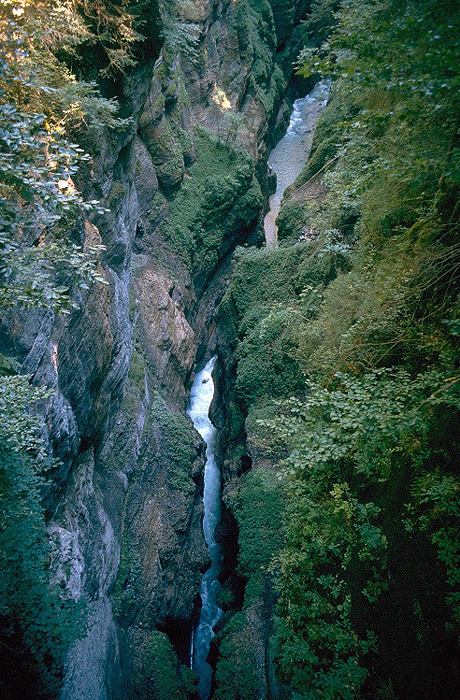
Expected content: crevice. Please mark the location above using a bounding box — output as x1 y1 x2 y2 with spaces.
158 618 195 667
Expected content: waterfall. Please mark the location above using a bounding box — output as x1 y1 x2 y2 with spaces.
187 356 223 700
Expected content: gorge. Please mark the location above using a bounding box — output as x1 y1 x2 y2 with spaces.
0 2 459 700
264 78 330 247
187 356 222 700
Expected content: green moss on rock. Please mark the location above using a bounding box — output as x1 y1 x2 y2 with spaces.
213 613 260 700
130 629 196 700
160 129 262 276
149 393 197 495
141 118 185 192
236 468 284 582
268 0 296 46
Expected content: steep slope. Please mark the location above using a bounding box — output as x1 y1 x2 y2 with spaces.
213 2 460 699
0 1 311 699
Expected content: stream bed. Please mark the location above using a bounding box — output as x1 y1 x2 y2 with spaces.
187 357 222 700
264 79 331 247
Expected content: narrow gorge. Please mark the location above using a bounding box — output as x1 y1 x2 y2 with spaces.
1 2 459 700
187 356 221 700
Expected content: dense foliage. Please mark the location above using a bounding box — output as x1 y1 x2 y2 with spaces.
0 368 84 697
217 1 459 698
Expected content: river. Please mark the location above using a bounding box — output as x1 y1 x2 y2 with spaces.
264 79 331 247
187 356 222 700
188 80 330 699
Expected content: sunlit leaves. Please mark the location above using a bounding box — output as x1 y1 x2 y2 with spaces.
0 2 119 312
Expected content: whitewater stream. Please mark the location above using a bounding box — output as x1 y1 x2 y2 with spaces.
187 81 330 699
264 79 331 247
187 356 222 700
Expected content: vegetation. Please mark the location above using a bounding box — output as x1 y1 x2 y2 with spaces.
0 366 84 697
2 0 459 698
130 629 196 700
216 1 460 698
150 392 197 494
160 128 262 274
0 1 153 696
0 0 117 312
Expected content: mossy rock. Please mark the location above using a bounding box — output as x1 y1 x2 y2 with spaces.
159 128 262 275
156 152 185 191
268 0 296 46
213 613 260 700
130 629 196 700
107 181 127 209
235 467 284 580
128 344 145 392
149 393 197 495
141 118 185 191
218 242 340 409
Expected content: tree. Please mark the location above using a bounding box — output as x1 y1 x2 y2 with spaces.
0 2 141 694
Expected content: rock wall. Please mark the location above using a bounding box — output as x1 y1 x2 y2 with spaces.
0 1 310 698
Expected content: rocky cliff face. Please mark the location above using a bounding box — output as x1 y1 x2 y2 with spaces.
0 1 309 698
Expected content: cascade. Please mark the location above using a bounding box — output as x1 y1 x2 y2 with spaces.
264 79 331 247
187 356 223 700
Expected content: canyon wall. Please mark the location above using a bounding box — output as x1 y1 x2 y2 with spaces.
0 2 309 698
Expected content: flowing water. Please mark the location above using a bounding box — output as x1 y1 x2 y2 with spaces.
187 356 222 700
264 79 331 247
187 81 331 698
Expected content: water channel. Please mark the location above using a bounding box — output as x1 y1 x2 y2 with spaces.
187 356 222 700
264 79 331 247
188 80 331 700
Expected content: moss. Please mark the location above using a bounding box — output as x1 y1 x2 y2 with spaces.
268 0 296 46
225 398 246 445
214 463 284 698
216 585 237 610
213 613 260 700
149 189 169 223
236 468 284 583
149 393 196 495
131 630 196 700
128 345 145 393
107 181 126 208
245 402 287 460
168 100 195 165
143 118 185 191
156 152 184 190
235 320 304 406
245 0 285 119
217 241 342 407
112 528 143 624
276 198 311 243
160 128 262 272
